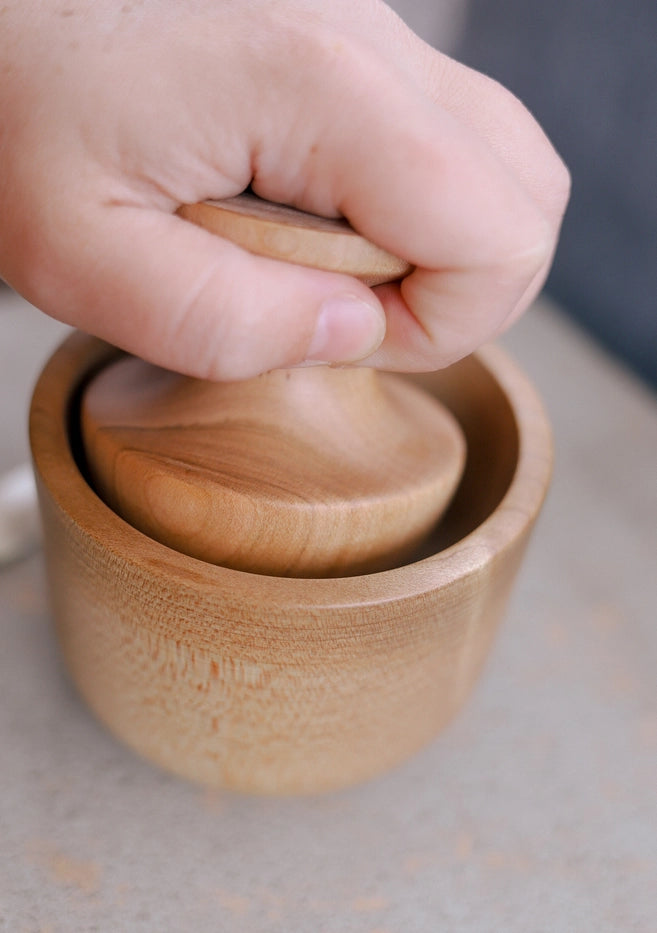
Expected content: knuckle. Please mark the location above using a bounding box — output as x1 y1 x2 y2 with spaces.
514 213 555 274
477 74 571 225
546 154 572 221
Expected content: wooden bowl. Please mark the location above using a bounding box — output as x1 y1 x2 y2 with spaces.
30 333 552 794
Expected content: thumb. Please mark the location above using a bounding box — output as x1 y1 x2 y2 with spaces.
34 204 387 380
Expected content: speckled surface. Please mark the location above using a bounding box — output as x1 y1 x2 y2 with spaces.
1 291 656 932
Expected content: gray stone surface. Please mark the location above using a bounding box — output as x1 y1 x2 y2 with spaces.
1 293 656 932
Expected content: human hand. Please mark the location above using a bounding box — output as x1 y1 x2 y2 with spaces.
0 0 569 380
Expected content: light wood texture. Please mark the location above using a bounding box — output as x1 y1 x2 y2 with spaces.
81 195 465 577
30 332 552 794
177 193 412 286
81 362 465 577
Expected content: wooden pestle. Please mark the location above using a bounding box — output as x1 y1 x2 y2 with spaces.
80 194 466 577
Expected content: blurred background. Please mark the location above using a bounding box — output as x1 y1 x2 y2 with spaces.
393 0 657 390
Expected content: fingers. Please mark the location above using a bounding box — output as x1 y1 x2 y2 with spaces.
0 1 570 378
316 6 570 228
33 206 386 380
403 43 572 228
252 33 559 369
360 47 570 365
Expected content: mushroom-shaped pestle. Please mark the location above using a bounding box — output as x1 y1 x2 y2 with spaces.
80 195 466 577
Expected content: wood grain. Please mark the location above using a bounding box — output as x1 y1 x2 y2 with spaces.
81 362 465 577
177 193 412 286
30 332 552 793
81 194 465 577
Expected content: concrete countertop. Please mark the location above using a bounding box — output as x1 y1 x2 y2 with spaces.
1 290 655 932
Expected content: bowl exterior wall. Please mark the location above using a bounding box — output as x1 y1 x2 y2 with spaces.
30 333 551 794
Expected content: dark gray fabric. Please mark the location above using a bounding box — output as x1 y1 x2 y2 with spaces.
455 0 657 389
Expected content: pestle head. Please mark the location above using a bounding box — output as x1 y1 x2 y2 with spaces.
80 195 466 577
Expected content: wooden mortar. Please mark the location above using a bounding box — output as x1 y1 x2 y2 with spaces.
30 324 552 793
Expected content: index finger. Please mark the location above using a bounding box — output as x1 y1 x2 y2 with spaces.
249 31 559 370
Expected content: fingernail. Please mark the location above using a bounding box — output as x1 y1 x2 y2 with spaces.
306 295 386 364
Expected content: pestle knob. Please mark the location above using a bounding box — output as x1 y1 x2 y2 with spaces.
81 195 466 577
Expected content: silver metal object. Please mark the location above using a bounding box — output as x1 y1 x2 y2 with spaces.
0 463 40 566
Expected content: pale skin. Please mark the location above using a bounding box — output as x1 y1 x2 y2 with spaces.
0 0 570 380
